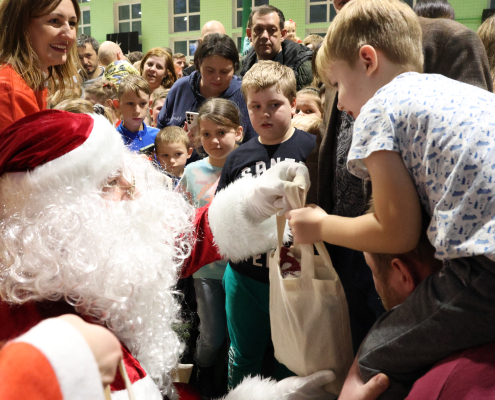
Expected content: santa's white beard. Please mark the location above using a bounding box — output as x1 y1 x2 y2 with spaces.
0 154 195 397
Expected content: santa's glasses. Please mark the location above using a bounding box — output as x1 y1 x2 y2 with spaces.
102 174 135 200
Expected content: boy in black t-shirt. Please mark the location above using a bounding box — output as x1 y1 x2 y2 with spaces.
216 61 316 390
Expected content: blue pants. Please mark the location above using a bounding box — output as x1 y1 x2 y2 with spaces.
223 264 294 390
193 278 227 368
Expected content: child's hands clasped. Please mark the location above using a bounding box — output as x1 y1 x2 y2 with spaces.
286 205 329 244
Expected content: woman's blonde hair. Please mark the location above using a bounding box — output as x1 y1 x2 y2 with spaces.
478 15 495 88
0 0 82 94
316 0 423 86
139 48 177 90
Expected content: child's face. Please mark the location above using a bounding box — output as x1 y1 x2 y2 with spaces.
246 85 296 145
150 98 166 127
328 60 373 119
199 119 242 162
115 90 150 132
296 95 322 119
156 142 192 177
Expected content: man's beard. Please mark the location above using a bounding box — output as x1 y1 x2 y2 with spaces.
84 64 97 77
0 155 196 396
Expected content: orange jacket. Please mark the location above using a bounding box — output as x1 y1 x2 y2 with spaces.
0 64 47 133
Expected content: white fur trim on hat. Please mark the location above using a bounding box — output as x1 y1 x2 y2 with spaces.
26 114 126 190
208 174 290 263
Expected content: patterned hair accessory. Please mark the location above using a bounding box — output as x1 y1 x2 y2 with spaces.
103 82 115 89
287 19 296 27
93 103 105 115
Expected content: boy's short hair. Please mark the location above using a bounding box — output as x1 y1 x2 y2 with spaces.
150 88 169 110
155 126 190 149
241 60 297 102
173 53 186 60
117 74 151 100
316 0 423 85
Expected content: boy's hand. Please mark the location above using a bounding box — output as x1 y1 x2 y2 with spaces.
286 205 328 244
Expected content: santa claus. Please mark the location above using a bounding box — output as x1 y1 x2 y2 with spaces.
0 110 334 399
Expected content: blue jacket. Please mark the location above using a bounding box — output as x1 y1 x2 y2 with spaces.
156 71 257 144
117 122 159 153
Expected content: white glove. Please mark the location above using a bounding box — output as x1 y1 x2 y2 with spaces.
245 161 310 222
275 371 337 400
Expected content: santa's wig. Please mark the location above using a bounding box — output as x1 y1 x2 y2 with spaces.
0 110 195 397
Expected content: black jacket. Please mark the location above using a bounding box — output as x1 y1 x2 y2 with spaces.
239 40 313 90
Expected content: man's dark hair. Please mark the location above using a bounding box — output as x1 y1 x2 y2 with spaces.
77 34 100 53
414 0 455 20
127 51 144 64
248 4 285 31
194 33 240 72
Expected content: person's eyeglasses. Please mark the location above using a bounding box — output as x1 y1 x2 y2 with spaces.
102 174 135 200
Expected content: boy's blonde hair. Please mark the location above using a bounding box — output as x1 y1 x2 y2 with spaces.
296 87 324 116
241 60 297 102
118 74 152 100
316 0 423 86
151 88 169 110
291 114 322 136
155 126 190 149
478 15 495 87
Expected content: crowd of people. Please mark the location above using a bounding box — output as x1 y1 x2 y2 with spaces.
1 0 495 399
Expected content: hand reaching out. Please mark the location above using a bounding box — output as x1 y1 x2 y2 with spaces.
286 205 329 244
339 357 389 400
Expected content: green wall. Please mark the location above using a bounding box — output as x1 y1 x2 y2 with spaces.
85 0 489 54
450 0 486 31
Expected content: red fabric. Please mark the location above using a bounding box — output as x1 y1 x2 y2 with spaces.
406 341 495 400
0 64 47 133
0 109 93 176
181 204 223 278
0 342 63 400
0 301 147 391
173 382 201 400
110 345 147 391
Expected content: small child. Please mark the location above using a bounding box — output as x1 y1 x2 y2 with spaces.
84 80 120 126
295 87 323 119
287 0 495 397
149 88 169 128
154 126 193 186
114 75 159 153
216 60 316 390
177 98 242 397
284 19 301 43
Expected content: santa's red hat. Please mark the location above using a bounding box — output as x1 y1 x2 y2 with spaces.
0 110 126 187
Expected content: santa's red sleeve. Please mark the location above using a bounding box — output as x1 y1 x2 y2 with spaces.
181 175 290 278
0 318 104 400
